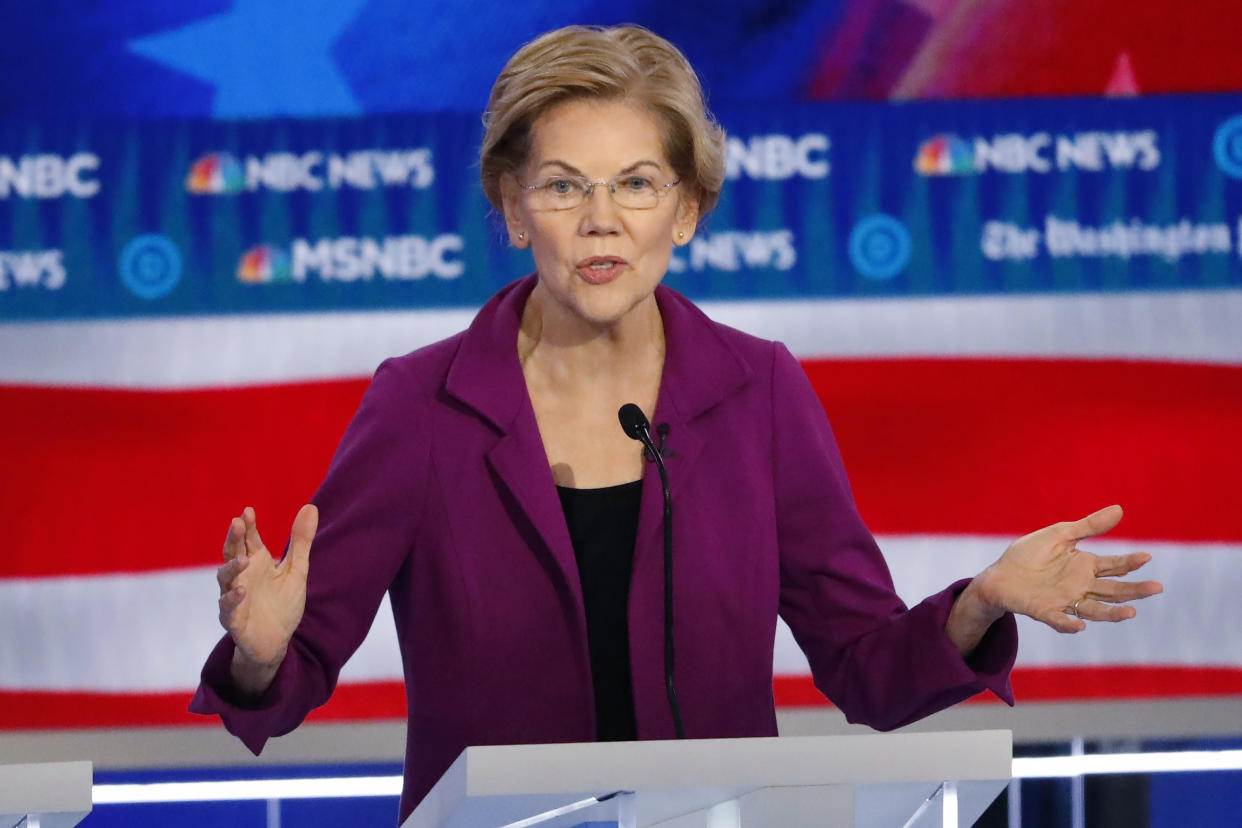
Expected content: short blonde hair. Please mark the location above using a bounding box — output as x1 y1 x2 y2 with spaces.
480 25 726 219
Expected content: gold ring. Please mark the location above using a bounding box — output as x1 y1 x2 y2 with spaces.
1071 598 1083 617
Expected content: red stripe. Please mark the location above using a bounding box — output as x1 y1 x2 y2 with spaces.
1 357 1239 578
0 380 368 578
803 358 1242 542
0 681 407 731
774 666 1242 706
4 667 1241 730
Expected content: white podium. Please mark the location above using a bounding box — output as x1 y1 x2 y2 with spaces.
0 761 93 828
404 730 1011 828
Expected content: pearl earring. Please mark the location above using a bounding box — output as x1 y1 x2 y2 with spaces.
518 233 525 241
678 232 684 239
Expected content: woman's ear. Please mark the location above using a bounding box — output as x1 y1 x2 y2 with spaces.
672 191 700 246
499 175 530 249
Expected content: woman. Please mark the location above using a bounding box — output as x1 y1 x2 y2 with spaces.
194 24 1162 823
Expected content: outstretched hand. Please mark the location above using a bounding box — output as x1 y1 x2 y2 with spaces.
947 505 1163 654
216 504 319 668
978 505 1163 634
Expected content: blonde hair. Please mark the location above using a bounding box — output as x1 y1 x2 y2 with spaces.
480 25 726 219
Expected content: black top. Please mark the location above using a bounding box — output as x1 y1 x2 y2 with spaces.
556 479 642 741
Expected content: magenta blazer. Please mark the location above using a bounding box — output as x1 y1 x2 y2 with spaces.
192 275 1016 823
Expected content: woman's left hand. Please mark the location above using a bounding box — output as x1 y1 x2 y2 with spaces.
947 505 1163 653
982 504 1163 633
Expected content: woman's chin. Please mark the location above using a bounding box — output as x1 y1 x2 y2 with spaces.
531 269 661 331
568 287 654 329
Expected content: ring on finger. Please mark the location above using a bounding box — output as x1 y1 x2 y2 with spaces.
1069 598 1084 618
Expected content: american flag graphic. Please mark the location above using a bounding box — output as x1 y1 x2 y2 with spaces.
3 285 1239 731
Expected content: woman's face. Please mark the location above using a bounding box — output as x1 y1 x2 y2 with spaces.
501 98 699 330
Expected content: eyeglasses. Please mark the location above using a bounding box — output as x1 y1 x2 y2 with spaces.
520 175 680 211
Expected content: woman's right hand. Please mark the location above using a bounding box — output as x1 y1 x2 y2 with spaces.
217 504 318 696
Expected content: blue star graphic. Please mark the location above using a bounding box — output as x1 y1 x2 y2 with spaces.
128 0 365 117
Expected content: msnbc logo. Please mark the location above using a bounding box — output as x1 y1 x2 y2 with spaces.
914 135 975 176
186 153 245 194
237 245 294 284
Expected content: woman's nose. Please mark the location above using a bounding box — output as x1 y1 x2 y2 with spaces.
578 185 622 235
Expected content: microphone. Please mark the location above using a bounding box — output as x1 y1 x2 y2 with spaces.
618 402 650 442
617 403 685 739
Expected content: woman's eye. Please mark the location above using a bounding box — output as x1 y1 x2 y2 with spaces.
621 176 651 190
549 179 575 195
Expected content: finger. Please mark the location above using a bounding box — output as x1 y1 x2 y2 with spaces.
1074 598 1139 623
243 506 267 556
282 504 318 578
216 556 249 592
1086 578 1164 603
1093 551 1152 578
1045 608 1087 635
1067 504 1123 541
222 516 246 562
218 586 245 628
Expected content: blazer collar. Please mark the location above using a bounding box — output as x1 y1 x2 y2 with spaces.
444 274 755 432
442 276 533 433
441 274 758 641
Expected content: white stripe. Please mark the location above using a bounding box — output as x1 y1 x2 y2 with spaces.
776 536 1235 675
2 289 1239 388
0 567 401 692
0 536 1230 692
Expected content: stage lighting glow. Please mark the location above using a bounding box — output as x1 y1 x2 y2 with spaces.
92 775 402 804
1013 749 1242 778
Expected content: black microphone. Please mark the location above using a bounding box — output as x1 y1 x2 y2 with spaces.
618 402 650 442
617 403 685 739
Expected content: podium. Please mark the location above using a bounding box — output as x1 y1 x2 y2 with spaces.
404 730 1011 827
0 761 93 828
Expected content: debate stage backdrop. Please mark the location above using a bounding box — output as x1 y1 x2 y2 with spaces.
3 1 1241 733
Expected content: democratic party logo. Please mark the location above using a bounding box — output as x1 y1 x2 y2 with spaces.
914 134 975 176
237 245 294 283
119 235 182 299
1212 115 1242 179
849 215 911 280
186 153 245 194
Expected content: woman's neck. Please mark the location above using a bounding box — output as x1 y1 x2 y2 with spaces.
517 283 665 390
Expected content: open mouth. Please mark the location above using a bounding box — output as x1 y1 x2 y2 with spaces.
576 256 628 285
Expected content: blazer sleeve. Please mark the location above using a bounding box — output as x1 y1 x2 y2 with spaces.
189 358 429 752
771 342 1016 730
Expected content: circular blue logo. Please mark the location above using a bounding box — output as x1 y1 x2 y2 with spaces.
849 214 911 280
1213 115 1242 179
119 234 182 299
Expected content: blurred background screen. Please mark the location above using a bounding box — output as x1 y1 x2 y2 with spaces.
2 2 1241 826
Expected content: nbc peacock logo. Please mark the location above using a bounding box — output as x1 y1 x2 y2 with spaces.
237 244 293 284
186 153 245 194
913 134 976 176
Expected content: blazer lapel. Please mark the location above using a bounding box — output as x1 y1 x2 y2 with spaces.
633 285 756 555
444 276 582 608
484 408 579 584
442 278 756 618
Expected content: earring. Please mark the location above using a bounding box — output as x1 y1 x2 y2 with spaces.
518 233 525 241
678 232 684 239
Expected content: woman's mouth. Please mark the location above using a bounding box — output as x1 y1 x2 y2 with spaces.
576 256 628 285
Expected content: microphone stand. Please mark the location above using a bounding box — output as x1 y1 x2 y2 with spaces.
619 404 685 739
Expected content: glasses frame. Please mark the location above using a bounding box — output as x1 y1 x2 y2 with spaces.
519 175 681 211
